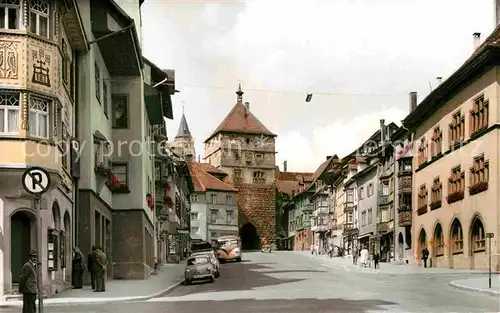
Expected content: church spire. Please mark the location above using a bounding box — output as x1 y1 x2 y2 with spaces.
236 83 244 104
175 112 192 138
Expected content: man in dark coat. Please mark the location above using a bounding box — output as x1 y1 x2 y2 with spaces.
19 250 38 313
422 247 430 268
87 246 97 290
94 247 107 292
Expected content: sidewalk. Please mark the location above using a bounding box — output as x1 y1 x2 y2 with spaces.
449 276 500 295
0 262 185 307
295 251 495 275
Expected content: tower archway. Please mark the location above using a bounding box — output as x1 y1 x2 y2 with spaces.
11 210 35 283
239 223 260 250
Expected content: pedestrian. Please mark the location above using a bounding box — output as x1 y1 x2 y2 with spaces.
94 247 107 292
359 246 369 267
72 247 85 289
373 252 380 269
352 246 358 265
19 250 37 313
87 246 97 290
422 247 429 268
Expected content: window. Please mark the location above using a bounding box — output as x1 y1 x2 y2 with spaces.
361 211 366 226
451 219 463 254
367 183 374 197
470 95 488 135
233 169 242 181
210 194 216 204
402 160 412 172
191 227 199 234
470 155 488 186
226 210 234 225
0 92 19 134
431 126 443 157
358 187 364 199
418 137 427 166
367 209 372 224
210 231 217 238
346 189 354 202
29 0 49 38
61 38 69 85
191 194 197 203
95 63 101 102
28 96 49 138
434 225 444 256
210 210 218 223
347 212 353 223
0 0 20 29
253 171 265 183
226 195 233 205
103 81 109 117
449 110 465 147
190 212 198 220
60 122 69 170
111 95 128 128
431 177 442 204
471 218 485 252
417 185 428 209
448 166 465 194
112 164 128 187
382 182 389 196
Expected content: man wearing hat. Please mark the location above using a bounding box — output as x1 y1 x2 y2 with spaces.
19 250 38 313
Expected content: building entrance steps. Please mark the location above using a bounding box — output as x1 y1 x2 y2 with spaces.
0 262 186 308
295 251 497 275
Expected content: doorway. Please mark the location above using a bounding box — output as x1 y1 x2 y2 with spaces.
239 223 259 250
11 210 35 283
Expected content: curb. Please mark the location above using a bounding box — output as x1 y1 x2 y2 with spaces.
0 279 184 308
449 280 500 296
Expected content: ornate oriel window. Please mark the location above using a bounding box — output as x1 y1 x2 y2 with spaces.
449 110 465 148
417 184 427 209
431 126 442 157
29 0 50 38
28 96 49 138
470 155 489 186
470 95 488 135
0 92 19 134
0 0 20 29
430 177 442 208
450 219 463 254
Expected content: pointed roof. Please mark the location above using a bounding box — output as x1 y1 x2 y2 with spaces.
176 113 191 138
188 163 237 193
204 85 276 143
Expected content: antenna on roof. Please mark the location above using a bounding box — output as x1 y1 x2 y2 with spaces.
428 81 433 92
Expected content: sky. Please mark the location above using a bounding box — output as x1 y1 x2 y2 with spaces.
140 0 494 172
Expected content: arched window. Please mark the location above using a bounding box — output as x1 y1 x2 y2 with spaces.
434 223 444 256
419 228 427 250
450 218 463 254
471 217 485 253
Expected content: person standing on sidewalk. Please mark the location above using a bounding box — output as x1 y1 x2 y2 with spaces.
19 250 38 313
87 246 97 290
72 247 85 289
94 247 107 292
422 247 429 268
373 252 380 269
352 246 358 265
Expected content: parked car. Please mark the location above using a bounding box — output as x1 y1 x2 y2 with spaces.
185 255 215 285
191 251 220 278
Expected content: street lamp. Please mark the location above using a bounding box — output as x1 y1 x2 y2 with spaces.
486 232 494 288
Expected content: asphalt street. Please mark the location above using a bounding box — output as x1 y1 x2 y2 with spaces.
5 251 500 313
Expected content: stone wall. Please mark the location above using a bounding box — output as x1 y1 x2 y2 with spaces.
236 183 276 241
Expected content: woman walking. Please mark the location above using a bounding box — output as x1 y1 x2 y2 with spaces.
72 247 85 289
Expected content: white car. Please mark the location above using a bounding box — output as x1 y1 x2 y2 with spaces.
191 251 220 278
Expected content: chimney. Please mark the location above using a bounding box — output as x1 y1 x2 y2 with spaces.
283 160 287 172
244 102 250 110
326 155 332 161
409 92 417 112
473 32 481 50
496 0 500 27
436 76 443 85
380 119 386 144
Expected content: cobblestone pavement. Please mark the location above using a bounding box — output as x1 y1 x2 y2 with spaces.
7 251 500 313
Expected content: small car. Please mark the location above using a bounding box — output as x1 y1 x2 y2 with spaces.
184 255 215 285
191 251 220 278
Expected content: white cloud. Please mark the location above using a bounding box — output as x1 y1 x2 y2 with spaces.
276 107 406 172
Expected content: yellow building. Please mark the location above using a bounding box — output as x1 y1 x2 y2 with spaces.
403 30 500 270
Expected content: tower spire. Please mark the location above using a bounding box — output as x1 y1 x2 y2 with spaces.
175 112 192 138
236 83 244 104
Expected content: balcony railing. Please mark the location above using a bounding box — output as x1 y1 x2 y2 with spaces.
377 221 389 233
343 223 354 231
303 204 313 212
398 208 412 227
297 220 311 229
311 224 328 232
343 202 354 212
313 207 329 216
398 176 412 193
379 194 392 205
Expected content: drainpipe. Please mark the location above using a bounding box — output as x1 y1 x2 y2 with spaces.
73 51 80 247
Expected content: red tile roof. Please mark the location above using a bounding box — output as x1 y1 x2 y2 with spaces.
188 163 237 193
205 102 276 142
275 168 314 196
198 163 227 176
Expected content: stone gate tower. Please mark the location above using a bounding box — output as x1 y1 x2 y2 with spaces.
204 84 277 249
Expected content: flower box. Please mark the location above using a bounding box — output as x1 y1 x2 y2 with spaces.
417 205 428 216
447 191 464 204
429 200 442 210
469 181 488 196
